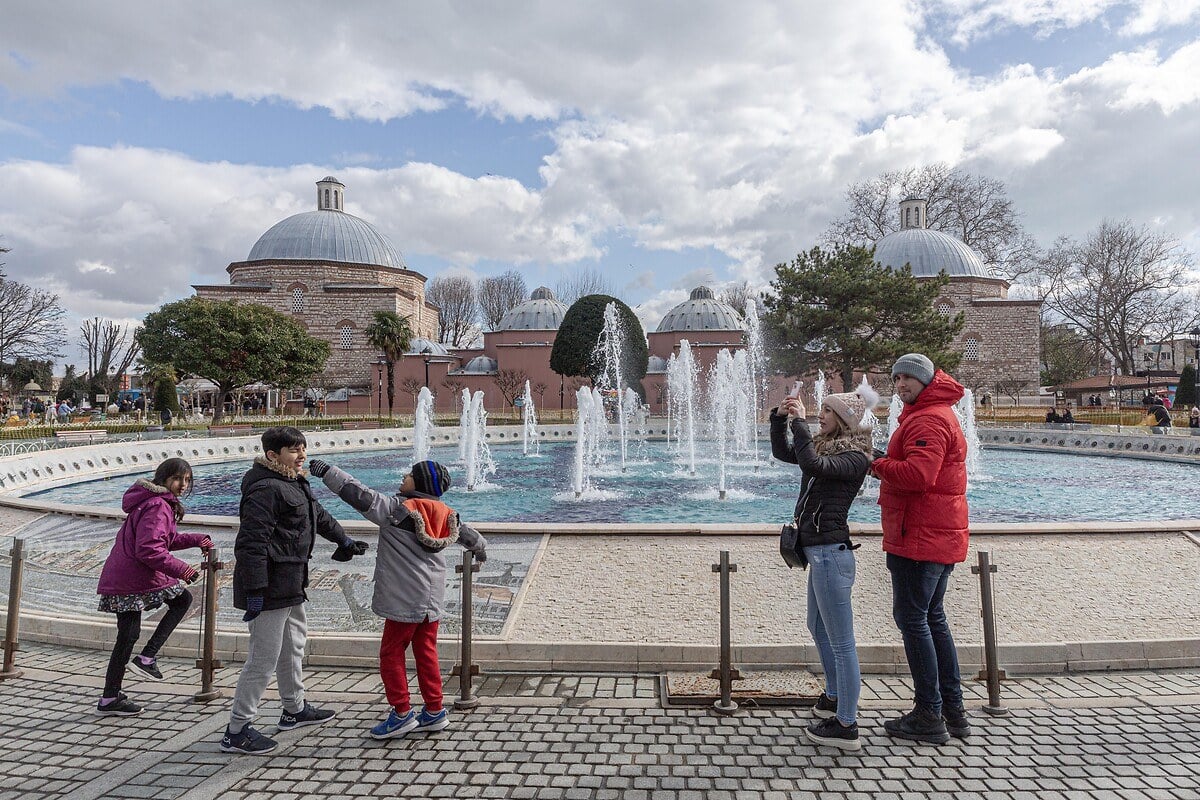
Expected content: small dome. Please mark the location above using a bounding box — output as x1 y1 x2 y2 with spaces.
248 210 405 268
655 286 744 333
647 355 669 373
406 338 450 356
874 228 991 279
497 287 569 331
462 356 498 374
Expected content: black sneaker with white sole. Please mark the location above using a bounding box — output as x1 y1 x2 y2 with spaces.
220 725 278 755
811 692 837 719
277 701 336 731
943 705 971 739
883 706 951 744
127 656 164 682
96 693 142 716
804 716 861 751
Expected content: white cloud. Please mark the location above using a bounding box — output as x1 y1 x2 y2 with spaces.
928 0 1200 42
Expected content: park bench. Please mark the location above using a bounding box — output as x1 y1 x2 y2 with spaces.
208 424 254 437
340 420 382 430
54 429 108 444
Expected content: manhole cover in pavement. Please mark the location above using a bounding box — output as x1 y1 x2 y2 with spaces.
662 670 823 707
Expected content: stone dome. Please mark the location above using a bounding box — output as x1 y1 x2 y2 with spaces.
461 356 498 374
497 287 568 331
406 338 450 356
248 210 406 268
655 286 744 333
872 198 991 279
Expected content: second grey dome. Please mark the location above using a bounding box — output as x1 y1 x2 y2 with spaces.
497 287 569 331
873 228 990 279
655 287 744 333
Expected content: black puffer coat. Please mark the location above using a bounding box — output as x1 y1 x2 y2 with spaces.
769 409 870 548
233 457 348 611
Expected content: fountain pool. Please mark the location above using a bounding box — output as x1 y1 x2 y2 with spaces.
25 441 1200 523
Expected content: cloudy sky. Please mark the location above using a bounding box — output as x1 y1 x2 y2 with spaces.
2 0 1198 363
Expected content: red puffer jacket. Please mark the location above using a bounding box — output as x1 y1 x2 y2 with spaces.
873 370 970 564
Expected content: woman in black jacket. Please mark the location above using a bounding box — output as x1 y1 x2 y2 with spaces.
770 385 875 752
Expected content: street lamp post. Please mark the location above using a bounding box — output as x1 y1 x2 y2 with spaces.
1191 328 1200 410
424 357 432 389
375 356 387 417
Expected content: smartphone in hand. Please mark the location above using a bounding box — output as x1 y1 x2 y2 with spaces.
788 380 803 398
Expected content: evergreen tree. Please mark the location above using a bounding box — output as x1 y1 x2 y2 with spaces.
550 295 648 394
762 245 963 388
1177 364 1197 408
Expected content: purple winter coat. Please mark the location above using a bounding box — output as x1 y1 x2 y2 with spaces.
96 479 208 596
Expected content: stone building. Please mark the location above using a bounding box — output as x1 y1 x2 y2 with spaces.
193 177 438 387
872 198 1041 392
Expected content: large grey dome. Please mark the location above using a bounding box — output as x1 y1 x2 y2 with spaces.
247 210 406 268
873 228 990 279
655 286 744 333
406 338 450 356
497 287 568 331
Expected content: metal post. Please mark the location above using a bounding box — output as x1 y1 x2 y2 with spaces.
1 538 25 679
193 546 224 702
970 550 1008 716
710 550 740 715
453 550 482 710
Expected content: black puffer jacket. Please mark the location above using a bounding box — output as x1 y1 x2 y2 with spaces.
233 457 348 611
770 409 870 548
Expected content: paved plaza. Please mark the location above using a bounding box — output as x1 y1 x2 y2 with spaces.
2 641 1199 799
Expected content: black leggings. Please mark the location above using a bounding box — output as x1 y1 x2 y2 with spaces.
103 589 193 698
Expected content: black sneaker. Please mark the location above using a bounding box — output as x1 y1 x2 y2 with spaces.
127 656 164 682
943 705 971 739
277 702 336 732
884 706 950 744
804 716 861 751
220 725 278 755
811 692 837 719
96 693 142 716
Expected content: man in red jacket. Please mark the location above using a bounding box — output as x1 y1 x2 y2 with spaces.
870 353 970 745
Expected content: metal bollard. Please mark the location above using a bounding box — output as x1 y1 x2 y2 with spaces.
193 546 224 702
970 550 1008 716
452 550 482 710
1 538 25 680
710 550 740 715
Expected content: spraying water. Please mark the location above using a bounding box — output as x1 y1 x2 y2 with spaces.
521 380 539 456
955 389 985 480
457 388 472 462
595 302 629 471
709 349 740 499
462 390 496 491
668 340 700 474
813 370 827 410
413 387 435 463
742 301 769 459
572 387 593 497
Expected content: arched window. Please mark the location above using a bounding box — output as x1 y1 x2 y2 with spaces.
338 324 354 350
904 208 911 227
964 337 980 361
324 188 331 208
937 302 952 317
334 189 340 209
289 286 306 313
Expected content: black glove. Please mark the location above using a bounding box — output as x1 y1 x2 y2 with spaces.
472 547 487 564
332 539 368 562
181 565 200 584
307 459 331 478
243 595 264 622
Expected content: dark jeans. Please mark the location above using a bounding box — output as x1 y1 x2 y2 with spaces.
103 589 192 698
887 553 962 713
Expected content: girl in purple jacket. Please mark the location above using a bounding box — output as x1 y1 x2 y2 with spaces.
95 458 212 715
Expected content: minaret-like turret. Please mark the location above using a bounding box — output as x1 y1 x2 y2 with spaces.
316 176 345 211
899 197 927 230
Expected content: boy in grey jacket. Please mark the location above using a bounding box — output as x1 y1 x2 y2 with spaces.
307 458 487 740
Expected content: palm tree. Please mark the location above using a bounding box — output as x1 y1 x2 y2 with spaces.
365 311 414 417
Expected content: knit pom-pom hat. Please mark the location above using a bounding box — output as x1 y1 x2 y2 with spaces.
823 382 881 434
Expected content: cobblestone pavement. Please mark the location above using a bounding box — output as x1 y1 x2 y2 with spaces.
2 643 1199 799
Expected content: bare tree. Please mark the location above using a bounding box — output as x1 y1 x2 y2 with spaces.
426 275 479 346
399 377 424 408
441 377 466 410
532 381 548 406
555 266 612 305
0 270 67 371
992 378 1031 405
478 270 527 331
493 368 529 407
1041 220 1194 375
824 163 1038 282
80 318 142 397
719 281 757 318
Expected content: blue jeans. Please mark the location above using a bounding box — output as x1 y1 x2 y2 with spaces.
805 543 860 725
887 553 962 713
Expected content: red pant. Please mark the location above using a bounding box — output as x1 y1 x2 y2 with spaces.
379 618 442 714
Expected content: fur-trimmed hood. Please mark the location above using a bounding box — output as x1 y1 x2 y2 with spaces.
253 455 307 480
124 478 184 522
400 497 461 551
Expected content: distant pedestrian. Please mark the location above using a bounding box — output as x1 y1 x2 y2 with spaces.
1190 407 1200 429
870 354 971 745
95 458 211 715
307 458 486 741
770 384 876 752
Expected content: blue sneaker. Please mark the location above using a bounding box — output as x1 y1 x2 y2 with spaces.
415 707 449 732
369 709 417 740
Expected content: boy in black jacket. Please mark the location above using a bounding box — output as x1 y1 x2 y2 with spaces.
219 427 368 755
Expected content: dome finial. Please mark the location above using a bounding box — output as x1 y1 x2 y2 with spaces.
899 197 927 230
317 176 346 212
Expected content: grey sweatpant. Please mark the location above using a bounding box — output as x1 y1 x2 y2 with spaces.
228 603 307 733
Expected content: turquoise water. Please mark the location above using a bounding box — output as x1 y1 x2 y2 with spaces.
26 441 1200 523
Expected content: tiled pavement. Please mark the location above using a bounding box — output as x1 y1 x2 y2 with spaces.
2 643 1199 799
